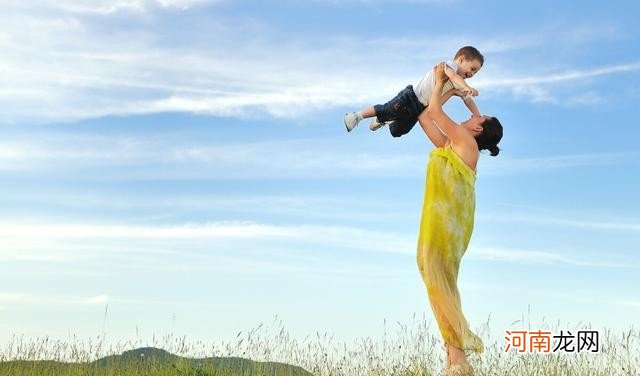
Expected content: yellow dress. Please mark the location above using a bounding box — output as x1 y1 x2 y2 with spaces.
416 145 484 353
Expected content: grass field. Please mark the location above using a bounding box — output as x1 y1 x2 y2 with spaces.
1 315 638 375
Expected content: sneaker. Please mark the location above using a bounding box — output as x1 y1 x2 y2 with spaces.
369 118 389 131
344 112 361 132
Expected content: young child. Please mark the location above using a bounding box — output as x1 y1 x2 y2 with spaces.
344 46 483 138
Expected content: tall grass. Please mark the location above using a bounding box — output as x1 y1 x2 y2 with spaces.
1 314 638 375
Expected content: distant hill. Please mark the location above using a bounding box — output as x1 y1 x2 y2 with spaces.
0 346 315 376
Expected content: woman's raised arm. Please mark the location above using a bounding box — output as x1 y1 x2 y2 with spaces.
426 63 463 142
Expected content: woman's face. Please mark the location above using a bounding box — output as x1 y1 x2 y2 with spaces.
465 115 488 125
463 115 489 134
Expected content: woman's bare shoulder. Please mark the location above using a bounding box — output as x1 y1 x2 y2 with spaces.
450 136 479 171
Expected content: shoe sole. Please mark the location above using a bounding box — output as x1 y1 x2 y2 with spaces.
370 120 387 131
344 114 354 132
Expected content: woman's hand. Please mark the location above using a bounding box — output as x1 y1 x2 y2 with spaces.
433 62 448 84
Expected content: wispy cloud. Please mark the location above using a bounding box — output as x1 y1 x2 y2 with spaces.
309 0 454 4
0 221 296 239
468 245 637 269
0 189 400 224
5 0 223 14
0 2 632 123
0 221 414 256
464 283 636 312
476 61 640 104
1 136 635 178
1 220 635 268
479 211 640 232
478 62 640 88
0 221 414 281
0 292 109 306
618 300 640 309
0 137 425 178
481 151 640 175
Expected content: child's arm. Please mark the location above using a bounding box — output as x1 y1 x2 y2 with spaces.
444 64 478 97
462 96 481 117
441 87 460 104
441 87 481 117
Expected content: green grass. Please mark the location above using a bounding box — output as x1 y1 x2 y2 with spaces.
1 315 638 375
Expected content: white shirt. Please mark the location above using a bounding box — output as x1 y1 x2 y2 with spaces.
413 61 463 106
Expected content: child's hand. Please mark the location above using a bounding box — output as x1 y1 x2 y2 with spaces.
462 86 479 97
452 89 466 97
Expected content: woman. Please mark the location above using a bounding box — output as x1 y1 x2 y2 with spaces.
416 63 503 376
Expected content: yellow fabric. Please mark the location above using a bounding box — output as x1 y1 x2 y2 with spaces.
416 145 484 353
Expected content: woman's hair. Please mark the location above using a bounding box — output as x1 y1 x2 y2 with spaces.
475 117 503 156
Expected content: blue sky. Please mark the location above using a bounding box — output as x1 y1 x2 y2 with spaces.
1 0 640 352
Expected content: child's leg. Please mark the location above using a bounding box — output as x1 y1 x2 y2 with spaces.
373 85 413 124
344 106 376 132
351 106 376 123
360 106 376 119
347 85 413 133
388 117 418 138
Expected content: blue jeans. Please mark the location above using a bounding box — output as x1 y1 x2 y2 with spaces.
373 85 426 138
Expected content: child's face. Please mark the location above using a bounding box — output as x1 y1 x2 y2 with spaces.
456 58 482 79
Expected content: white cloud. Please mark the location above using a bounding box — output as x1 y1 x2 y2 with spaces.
0 221 414 280
5 0 223 14
0 2 633 124
155 0 223 9
0 221 296 240
479 211 640 232
310 0 454 3
0 220 636 267
1 136 635 178
481 151 640 176
467 245 636 269
475 61 640 105
618 300 640 309
0 137 425 178
0 221 415 258
0 293 110 306
477 61 640 88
